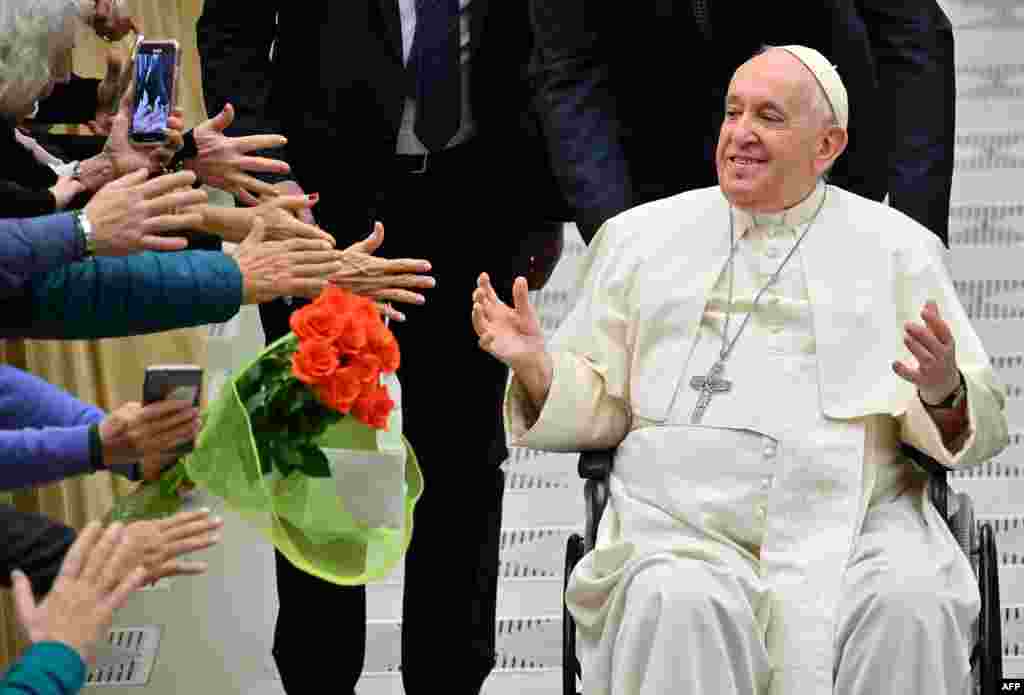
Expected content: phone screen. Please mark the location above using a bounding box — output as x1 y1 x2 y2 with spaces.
131 44 175 141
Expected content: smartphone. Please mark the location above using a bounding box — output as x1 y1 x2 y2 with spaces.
143 364 202 455
128 39 179 144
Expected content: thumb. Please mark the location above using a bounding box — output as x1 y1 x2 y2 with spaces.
209 103 234 133
11 570 36 628
355 222 384 254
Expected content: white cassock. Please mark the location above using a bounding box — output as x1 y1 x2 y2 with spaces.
505 182 1010 695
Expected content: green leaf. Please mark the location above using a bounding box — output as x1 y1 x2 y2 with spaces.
246 389 267 416
299 446 332 478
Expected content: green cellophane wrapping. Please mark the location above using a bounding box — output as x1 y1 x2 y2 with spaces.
184 334 423 585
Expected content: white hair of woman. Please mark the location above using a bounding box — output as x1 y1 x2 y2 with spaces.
0 0 92 119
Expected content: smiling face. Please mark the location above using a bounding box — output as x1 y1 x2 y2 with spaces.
716 49 847 212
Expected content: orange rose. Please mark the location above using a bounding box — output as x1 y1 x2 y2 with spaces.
348 352 381 384
289 303 345 343
352 383 394 429
336 314 368 352
315 365 364 413
315 286 358 313
291 340 339 385
368 323 400 372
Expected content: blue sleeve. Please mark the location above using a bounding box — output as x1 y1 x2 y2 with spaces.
6 250 242 340
0 214 83 300
0 366 137 490
0 642 86 695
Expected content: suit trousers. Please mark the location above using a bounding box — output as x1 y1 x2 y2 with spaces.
266 139 515 694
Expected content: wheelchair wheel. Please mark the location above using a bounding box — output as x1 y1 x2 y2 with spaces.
564 533 585 695
977 522 1002 695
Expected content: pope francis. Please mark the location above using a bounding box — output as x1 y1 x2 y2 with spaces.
471 45 1010 695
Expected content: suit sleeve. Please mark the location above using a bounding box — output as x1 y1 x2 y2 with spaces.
854 0 954 246
197 0 290 184
528 0 632 244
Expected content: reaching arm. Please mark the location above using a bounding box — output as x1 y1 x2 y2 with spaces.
4 251 242 340
0 213 83 299
0 366 136 491
528 0 632 244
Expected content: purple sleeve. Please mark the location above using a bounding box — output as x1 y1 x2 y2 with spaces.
0 366 137 489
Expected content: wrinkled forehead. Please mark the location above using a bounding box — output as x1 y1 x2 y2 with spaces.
726 51 815 112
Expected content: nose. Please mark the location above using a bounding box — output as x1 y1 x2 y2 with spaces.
730 113 759 145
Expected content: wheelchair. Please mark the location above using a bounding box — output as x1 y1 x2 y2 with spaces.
562 444 1002 695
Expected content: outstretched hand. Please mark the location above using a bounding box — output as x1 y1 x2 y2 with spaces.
188 104 291 204
331 222 435 322
892 300 961 404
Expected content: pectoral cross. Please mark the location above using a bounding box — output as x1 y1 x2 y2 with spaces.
689 359 732 424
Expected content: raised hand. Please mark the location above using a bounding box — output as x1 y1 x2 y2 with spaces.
187 104 291 205
12 522 148 665
471 274 547 369
892 300 961 404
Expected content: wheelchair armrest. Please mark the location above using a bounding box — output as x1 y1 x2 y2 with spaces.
578 449 615 480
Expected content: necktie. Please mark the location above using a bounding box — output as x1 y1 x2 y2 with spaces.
410 0 461 152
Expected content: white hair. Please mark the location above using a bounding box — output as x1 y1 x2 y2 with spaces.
0 0 84 118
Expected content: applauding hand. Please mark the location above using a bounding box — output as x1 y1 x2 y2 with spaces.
892 300 961 405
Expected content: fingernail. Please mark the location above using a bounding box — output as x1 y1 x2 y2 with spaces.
212 516 223 525
199 507 211 514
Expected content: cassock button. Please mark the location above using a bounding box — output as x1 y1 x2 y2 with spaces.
757 506 767 519
761 477 772 490
763 445 777 459
765 246 782 259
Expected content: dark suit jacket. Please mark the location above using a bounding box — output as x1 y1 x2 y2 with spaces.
853 0 954 245
530 0 890 243
197 0 566 249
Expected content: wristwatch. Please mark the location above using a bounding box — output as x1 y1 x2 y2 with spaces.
920 371 966 410
73 209 97 258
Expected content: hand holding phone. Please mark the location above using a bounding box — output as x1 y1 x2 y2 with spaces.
128 39 180 145
142 365 203 456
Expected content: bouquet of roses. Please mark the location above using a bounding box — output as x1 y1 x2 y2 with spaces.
108 287 422 585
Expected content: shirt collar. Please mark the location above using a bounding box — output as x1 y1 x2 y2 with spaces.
731 180 826 236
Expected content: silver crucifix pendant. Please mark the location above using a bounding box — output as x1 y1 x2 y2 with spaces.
689 360 732 424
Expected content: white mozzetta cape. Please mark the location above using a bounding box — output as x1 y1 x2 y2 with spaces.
507 185 1007 470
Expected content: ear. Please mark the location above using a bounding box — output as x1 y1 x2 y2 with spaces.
814 125 848 177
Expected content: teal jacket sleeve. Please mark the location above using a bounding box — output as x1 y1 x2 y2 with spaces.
1 642 86 695
4 250 243 339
